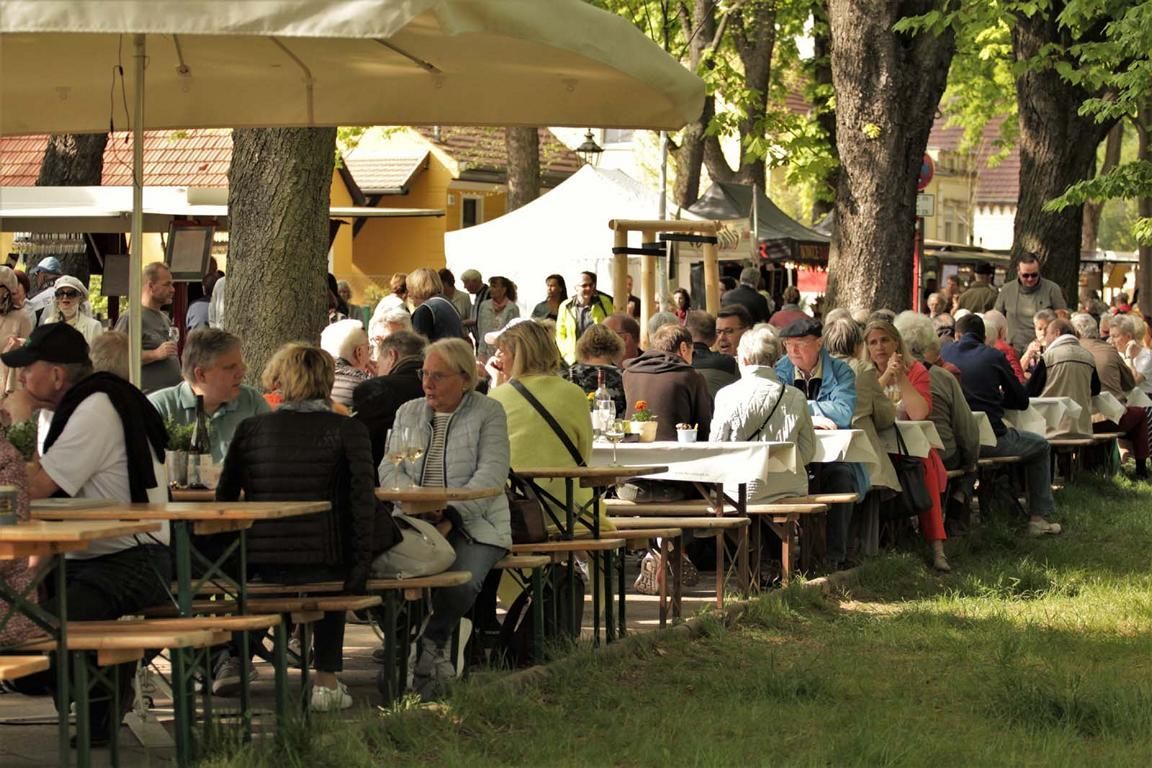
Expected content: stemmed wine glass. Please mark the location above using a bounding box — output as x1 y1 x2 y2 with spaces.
384 426 417 491
605 418 627 465
401 426 426 483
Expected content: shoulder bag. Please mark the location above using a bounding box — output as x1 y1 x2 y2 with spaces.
891 427 933 516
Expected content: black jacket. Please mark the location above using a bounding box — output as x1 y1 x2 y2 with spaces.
352 357 426 470
217 409 387 592
720 284 771 324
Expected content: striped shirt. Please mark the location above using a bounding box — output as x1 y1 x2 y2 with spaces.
420 412 452 487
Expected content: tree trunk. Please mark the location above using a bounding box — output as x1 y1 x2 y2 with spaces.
810 7 839 222
671 0 719 208
34 133 108 282
1137 102 1151 312
1010 9 1118 304
825 0 956 313
504 127 540 212
1080 122 1123 253
227 128 336 385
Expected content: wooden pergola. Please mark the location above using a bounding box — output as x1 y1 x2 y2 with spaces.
607 218 723 344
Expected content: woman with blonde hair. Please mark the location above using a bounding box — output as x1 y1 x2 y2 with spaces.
219 342 384 712
862 319 950 571
407 268 465 342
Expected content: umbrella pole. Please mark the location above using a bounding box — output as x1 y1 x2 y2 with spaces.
129 34 145 387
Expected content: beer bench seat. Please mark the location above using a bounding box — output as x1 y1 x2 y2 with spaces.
0 654 50 681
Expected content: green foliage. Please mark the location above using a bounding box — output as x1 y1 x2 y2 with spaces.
165 419 193 451
4 420 37 461
1046 161 1152 244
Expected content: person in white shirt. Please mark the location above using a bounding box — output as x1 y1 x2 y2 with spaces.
37 274 104 345
3 322 171 746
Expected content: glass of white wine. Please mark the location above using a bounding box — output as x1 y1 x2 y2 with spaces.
384 428 409 491
398 425 426 487
605 418 627 465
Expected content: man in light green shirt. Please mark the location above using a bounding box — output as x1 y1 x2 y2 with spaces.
148 327 268 462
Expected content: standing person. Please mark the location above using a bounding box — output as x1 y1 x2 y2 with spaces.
186 273 218 332
994 253 1068 354
26 257 64 321
408 268 465 342
956 262 999 313
531 274 567 321
38 275 104 345
941 314 1063 535
475 276 520 361
4 323 171 746
671 288 692 324
768 286 808 330
12 269 36 330
320 319 375 408
380 338 510 701
439 268 472 320
459 269 489 344
113 261 182 394
218 343 383 712
208 274 227 330
556 271 614 364
721 266 771 324
0 267 35 398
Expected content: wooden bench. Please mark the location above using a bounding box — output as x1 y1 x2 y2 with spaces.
0 654 50 681
1049 436 1096 483
744 502 828 584
975 454 1025 519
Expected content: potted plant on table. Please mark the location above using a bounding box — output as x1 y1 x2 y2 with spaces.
630 400 658 442
165 420 193 487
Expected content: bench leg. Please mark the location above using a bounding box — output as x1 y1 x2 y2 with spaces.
590 551 601 647
273 619 289 727
530 567 545 665
603 550 616 643
617 544 628 638
298 622 313 721
71 651 91 768
658 537 670 628
169 647 194 767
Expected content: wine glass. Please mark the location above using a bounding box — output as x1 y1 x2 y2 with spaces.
397 425 427 487
884 382 902 406
167 326 181 345
605 419 627 465
383 428 410 491
595 400 616 439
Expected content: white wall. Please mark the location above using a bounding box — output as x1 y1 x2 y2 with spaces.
973 204 1016 250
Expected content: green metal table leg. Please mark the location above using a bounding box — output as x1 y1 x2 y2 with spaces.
273 619 288 729
170 647 192 767
604 549 616 642
299 622 312 721
529 565 544 664
237 529 251 740
71 650 90 768
108 663 121 768
56 557 72 768
591 550 601 647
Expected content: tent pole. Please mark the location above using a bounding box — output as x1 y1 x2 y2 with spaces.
129 33 145 387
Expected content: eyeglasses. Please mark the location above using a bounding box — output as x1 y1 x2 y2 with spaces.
716 326 747 336
55 289 81 299
1019 272 1040 280
418 369 461 384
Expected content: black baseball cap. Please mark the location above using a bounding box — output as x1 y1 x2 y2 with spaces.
1 323 90 368
974 261 994 276
779 317 823 339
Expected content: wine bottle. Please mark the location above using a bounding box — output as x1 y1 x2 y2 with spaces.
188 394 210 489
593 368 614 436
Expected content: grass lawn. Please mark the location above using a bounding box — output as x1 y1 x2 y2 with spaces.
202 473 1152 767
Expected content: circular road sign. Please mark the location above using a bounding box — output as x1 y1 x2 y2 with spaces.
918 153 935 191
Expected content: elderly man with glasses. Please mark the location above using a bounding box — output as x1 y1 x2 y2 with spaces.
994 253 1068 355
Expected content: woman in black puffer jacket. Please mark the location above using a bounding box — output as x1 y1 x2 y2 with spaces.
218 342 386 713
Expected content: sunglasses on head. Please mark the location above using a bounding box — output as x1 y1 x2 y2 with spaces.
55 289 81 299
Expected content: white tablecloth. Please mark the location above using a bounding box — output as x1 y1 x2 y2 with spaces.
1005 396 1084 437
879 420 944 458
813 429 880 477
973 411 997 447
589 440 796 484
1128 388 1152 408
1092 391 1127 424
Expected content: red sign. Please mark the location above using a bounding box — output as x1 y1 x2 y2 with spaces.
917 153 935 191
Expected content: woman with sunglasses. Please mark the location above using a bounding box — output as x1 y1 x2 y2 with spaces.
40 275 103 345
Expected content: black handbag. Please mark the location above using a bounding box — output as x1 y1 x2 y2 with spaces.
506 471 549 544
891 427 933 515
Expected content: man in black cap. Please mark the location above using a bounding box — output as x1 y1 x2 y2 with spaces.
773 317 861 569
956 262 999 313
4 323 172 747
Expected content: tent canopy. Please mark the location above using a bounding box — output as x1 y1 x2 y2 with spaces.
444 166 694 315
687 182 829 263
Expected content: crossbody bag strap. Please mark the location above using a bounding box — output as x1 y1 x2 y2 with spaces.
509 379 586 466
747 386 785 441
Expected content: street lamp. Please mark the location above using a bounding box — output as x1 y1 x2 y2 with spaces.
575 129 603 167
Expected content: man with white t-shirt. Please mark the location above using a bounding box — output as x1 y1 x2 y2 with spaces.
3 322 171 747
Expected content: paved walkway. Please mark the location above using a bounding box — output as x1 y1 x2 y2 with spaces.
1 565 729 766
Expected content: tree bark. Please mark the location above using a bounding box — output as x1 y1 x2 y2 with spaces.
825 0 957 312
227 128 336 384
810 7 839 222
671 0 718 208
1080 122 1123 253
34 133 108 282
504 127 540 212
1010 8 1118 304
1137 102 1151 312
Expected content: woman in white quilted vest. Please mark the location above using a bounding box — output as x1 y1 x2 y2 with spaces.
379 337 510 701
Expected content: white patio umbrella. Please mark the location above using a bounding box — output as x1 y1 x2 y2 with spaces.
0 0 704 383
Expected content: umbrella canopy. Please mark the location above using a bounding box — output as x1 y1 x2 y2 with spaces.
687 181 830 263
0 0 704 134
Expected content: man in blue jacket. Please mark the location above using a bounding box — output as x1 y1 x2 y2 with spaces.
940 314 1062 535
775 318 860 568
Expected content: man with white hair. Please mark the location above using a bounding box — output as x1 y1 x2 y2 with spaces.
710 324 814 500
368 306 413 353
980 310 1025 382
320 318 374 407
354 330 427 468
720 266 771 324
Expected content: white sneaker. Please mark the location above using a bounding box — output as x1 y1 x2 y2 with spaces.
310 681 352 712
1028 520 1063 536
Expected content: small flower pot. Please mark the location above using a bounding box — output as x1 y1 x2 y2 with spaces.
676 428 697 443
166 450 189 487
631 421 658 443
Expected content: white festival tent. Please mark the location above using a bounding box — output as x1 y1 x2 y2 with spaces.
445 165 704 315
0 0 704 384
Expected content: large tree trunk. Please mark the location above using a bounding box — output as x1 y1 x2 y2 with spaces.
34 133 108 282
1137 102 1152 311
1010 9 1118 304
671 0 719 208
227 128 336 384
810 7 839 222
1081 122 1123 253
504 127 540 212
825 1 956 312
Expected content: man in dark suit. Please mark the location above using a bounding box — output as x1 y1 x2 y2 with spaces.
353 331 427 469
720 266 771 324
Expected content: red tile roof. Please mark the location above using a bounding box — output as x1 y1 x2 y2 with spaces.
342 152 428 195
928 117 1019 205
413 127 581 180
0 129 232 187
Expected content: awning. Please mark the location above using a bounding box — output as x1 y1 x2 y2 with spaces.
686 182 829 263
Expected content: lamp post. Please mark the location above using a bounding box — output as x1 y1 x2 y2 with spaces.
575 129 603 167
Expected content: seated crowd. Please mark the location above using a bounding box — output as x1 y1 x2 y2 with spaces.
3 258 1147 742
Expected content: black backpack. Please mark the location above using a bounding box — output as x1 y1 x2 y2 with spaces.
497 564 585 667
